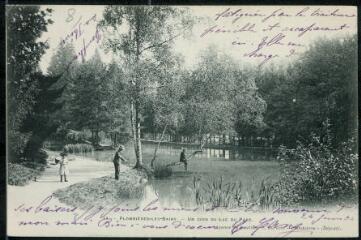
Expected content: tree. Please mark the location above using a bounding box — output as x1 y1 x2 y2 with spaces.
47 42 78 76
99 6 194 168
181 47 266 147
21 73 65 162
106 60 131 145
182 49 231 141
7 6 53 161
257 36 357 147
146 58 186 168
290 36 357 146
255 65 296 146
233 68 267 146
71 50 111 144
47 42 79 136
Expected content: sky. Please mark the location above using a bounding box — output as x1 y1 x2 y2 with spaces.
38 5 357 73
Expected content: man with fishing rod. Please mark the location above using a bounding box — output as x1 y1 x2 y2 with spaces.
180 148 188 171
179 148 203 171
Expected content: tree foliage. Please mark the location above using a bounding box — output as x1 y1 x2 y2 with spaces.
181 47 266 144
99 6 194 168
21 73 65 161
291 36 357 146
70 51 110 144
7 6 53 161
106 60 130 136
257 35 357 147
47 42 79 134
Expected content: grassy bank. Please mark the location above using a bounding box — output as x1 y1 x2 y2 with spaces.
8 163 45 186
54 168 148 208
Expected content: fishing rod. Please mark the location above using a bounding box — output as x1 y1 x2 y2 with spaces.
165 149 203 168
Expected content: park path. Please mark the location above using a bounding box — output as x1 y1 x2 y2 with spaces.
8 151 129 200
7 151 129 221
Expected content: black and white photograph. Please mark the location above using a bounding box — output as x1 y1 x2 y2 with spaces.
6 5 358 237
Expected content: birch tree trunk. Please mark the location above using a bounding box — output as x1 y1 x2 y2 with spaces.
133 11 143 169
133 99 143 168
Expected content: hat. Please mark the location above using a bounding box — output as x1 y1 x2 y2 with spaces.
118 145 125 151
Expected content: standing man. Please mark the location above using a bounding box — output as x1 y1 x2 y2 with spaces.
113 145 128 180
180 148 188 171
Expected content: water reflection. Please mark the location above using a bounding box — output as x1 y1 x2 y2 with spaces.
82 142 275 162
145 142 276 161
150 173 198 208
79 142 279 209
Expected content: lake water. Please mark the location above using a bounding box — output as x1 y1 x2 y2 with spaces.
80 142 280 208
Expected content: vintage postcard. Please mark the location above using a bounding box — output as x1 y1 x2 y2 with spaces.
6 5 358 238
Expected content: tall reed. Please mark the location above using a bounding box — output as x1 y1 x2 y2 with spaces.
63 143 94 154
193 176 278 210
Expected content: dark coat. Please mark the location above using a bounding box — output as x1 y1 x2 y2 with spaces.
113 152 121 165
180 151 187 163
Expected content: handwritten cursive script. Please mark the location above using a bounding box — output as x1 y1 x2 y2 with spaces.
200 6 355 67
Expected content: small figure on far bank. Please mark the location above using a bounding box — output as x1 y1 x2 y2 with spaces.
180 148 188 171
59 151 69 182
113 145 128 180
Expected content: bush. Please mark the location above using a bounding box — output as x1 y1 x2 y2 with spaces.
63 143 94 154
24 135 47 161
23 149 48 167
8 147 47 186
274 134 358 206
8 130 32 163
153 164 172 179
8 163 42 186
